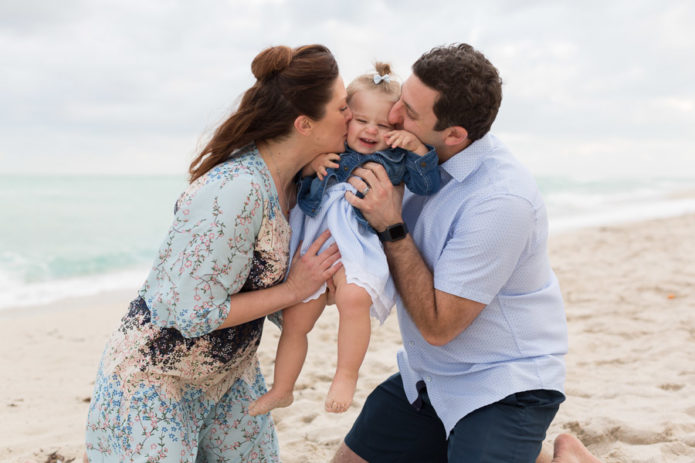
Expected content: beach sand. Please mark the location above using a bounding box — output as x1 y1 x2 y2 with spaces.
1 214 694 463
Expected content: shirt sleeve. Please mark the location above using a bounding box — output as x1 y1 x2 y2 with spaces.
403 146 441 195
140 174 264 338
433 194 534 305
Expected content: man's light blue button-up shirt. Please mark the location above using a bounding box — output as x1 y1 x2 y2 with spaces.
397 132 568 436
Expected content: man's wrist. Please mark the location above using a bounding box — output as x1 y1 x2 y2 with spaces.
377 222 409 242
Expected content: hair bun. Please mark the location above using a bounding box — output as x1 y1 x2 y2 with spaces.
252 46 293 80
374 62 392 76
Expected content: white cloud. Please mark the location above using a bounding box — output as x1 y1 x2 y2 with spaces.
654 98 694 113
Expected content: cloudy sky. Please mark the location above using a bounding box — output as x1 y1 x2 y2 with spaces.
1 0 693 177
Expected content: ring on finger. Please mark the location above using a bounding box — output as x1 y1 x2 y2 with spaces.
362 186 370 195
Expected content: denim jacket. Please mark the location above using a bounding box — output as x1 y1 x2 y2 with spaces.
297 144 441 230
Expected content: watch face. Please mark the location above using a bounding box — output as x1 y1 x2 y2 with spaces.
380 222 408 242
389 224 407 240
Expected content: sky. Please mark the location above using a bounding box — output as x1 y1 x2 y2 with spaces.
1 0 694 178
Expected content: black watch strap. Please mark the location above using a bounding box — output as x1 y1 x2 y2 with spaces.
377 222 409 242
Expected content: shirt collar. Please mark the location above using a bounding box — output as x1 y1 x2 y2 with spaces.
440 132 494 183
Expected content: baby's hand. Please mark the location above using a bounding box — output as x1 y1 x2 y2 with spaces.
384 130 428 155
304 153 341 180
312 152 341 180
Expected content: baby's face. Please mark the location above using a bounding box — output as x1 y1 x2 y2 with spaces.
346 90 395 154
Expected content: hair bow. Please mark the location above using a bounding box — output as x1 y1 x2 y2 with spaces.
373 74 391 85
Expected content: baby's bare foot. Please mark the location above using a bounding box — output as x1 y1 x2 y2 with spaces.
249 389 294 416
324 372 358 413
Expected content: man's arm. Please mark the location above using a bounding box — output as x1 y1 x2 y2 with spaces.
345 163 484 345
383 234 485 345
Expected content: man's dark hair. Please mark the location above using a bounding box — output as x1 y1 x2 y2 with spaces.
413 43 502 142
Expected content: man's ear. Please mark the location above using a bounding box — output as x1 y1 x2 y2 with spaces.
294 115 313 136
443 126 468 147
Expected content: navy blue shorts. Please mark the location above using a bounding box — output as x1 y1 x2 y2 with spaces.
344 373 564 463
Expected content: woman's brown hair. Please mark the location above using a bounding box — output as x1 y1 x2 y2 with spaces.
188 44 339 182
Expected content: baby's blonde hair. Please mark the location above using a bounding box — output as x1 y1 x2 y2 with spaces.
346 62 401 103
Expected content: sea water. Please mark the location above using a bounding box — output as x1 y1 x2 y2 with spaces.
1 173 694 311
0 174 187 310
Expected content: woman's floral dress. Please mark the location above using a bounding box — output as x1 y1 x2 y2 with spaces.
85 146 291 462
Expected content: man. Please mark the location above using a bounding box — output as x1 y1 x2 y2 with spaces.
336 43 571 462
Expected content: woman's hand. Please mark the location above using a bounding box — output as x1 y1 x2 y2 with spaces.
285 229 342 302
345 162 405 232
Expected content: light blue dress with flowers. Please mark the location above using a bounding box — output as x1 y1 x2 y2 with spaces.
85 145 290 462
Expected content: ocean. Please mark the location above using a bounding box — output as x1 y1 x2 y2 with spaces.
1 173 694 311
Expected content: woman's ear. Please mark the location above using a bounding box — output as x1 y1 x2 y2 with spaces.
443 125 469 147
294 115 313 136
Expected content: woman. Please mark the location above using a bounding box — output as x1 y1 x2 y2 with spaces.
84 44 350 462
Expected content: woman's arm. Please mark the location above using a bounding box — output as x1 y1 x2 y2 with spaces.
216 229 341 329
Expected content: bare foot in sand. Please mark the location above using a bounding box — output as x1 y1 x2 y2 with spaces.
551 434 603 463
248 389 294 416
325 371 357 413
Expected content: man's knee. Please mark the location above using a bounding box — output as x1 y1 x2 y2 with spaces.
343 374 448 462
332 441 367 463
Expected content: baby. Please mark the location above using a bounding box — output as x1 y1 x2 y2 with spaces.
249 63 440 415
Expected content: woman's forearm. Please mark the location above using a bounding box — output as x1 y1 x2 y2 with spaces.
214 229 340 330
216 281 302 329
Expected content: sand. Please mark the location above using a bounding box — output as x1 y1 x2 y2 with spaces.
1 214 694 463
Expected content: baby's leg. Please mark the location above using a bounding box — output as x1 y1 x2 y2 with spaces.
325 267 372 413
249 295 326 416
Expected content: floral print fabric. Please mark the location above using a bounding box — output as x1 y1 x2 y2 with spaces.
85 146 290 462
142 146 289 338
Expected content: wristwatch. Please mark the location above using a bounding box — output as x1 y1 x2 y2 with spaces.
377 222 409 242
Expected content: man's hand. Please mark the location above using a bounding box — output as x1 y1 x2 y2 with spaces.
303 152 341 180
384 130 428 155
345 162 404 232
